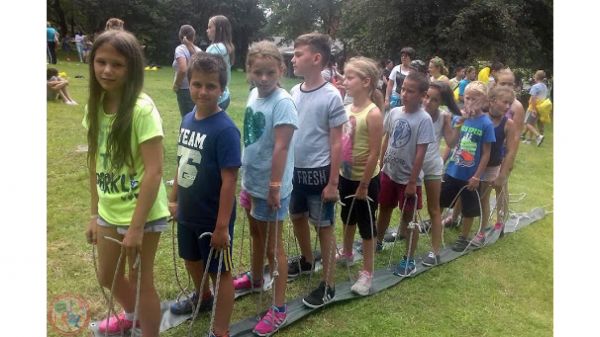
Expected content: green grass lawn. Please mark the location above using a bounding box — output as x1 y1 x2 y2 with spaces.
47 59 553 337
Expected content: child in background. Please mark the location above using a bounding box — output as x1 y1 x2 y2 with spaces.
458 66 477 103
375 71 435 277
47 68 78 105
287 33 347 309
522 70 548 146
420 81 461 266
83 30 169 337
168 53 240 337
238 40 298 336
206 15 235 111
172 24 203 117
428 56 450 84
441 81 495 252
337 56 384 295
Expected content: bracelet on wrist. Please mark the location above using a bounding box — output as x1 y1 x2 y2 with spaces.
269 181 282 188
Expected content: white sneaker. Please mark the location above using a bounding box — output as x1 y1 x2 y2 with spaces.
351 270 372 296
535 134 544 147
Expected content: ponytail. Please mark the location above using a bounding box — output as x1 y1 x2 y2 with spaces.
430 81 461 116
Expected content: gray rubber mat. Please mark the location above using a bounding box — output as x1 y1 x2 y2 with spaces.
228 211 533 337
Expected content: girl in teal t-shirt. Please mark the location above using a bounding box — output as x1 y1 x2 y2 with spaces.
206 15 235 110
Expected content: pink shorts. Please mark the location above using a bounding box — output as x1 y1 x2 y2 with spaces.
378 172 423 211
239 189 251 210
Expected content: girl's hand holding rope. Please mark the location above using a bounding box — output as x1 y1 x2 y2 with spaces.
493 174 507 188
123 225 144 254
354 183 368 200
267 185 281 209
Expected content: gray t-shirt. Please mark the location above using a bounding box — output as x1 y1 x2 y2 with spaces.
382 106 435 185
172 44 202 90
291 82 347 168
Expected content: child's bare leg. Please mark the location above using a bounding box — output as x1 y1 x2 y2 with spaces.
131 232 161 337
479 182 493 231
342 223 356 256
248 213 265 285
362 238 374 272
425 179 442 254
183 260 210 296
291 215 313 262
96 225 135 313
461 217 475 238
402 210 418 258
210 271 234 335
376 206 394 243
318 225 336 285
266 220 287 306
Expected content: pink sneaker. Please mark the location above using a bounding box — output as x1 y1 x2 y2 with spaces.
253 306 287 336
98 311 137 335
494 222 504 231
335 251 354 267
233 272 262 292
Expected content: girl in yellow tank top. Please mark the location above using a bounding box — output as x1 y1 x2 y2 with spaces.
337 57 384 296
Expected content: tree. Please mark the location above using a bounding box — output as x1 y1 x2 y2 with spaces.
339 0 552 71
47 0 266 66
260 0 343 41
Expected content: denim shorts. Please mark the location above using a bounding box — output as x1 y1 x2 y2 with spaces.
250 195 290 222
289 189 335 227
97 216 169 235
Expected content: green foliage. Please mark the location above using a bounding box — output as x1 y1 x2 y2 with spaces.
259 0 343 41
339 0 552 70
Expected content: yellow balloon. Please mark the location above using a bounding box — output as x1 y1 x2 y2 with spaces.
478 67 490 84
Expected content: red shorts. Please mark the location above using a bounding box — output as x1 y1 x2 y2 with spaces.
378 171 423 211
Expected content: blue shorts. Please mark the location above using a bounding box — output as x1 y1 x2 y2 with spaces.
250 195 290 222
290 189 335 227
177 221 234 273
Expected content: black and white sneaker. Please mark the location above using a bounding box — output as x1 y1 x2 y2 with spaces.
287 255 312 278
302 281 335 309
421 251 440 267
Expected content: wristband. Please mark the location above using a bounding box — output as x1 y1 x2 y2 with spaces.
168 202 177 207
90 214 98 219
269 181 282 188
471 176 480 181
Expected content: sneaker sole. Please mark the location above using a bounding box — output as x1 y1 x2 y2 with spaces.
393 267 417 277
350 285 370 296
252 316 288 337
421 260 438 267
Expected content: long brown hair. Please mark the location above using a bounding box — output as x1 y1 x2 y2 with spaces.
86 30 145 172
209 15 235 64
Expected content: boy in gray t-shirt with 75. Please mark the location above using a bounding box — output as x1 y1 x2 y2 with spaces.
376 71 434 277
